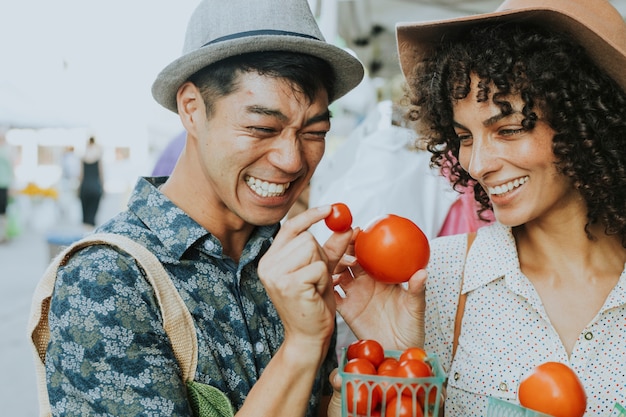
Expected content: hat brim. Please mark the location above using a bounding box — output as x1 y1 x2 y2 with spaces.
396 5 626 93
152 35 364 113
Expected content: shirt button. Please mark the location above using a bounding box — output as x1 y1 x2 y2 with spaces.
255 342 265 353
498 382 509 392
205 241 215 251
584 332 593 340
453 372 460 381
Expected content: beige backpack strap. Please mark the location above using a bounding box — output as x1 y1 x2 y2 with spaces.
28 233 198 417
452 231 476 360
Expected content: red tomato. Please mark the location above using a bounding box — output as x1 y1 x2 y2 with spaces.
384 394 423 417
395 359 433 397
325 202 353 232
347 339 385 368
344 357 378 375
518 362 587 417
377 357 400 374
344 358 380 415
376 366 401 404
354 214 430 283
348 411 381 417
417 385 440 408
399 347 428 363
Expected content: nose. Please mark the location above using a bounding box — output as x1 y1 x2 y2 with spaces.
267 132 304 174
464 135 499 180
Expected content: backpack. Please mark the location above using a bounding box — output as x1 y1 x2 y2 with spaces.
27 232 234 417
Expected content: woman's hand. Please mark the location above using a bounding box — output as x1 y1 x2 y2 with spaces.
326 368 343 417
333 231 427 349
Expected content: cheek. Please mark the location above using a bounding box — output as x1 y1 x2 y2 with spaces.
458 147 471 172
306 142 326 171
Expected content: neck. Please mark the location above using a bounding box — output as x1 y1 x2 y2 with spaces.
160 156 254 263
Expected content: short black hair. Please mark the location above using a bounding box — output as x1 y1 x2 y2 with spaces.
188 51 336 117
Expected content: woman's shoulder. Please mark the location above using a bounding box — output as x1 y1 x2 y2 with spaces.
428 223 509 275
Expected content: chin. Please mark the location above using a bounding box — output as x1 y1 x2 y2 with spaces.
492 210 526 228
246 210 289 227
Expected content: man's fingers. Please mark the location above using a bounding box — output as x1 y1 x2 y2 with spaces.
273 205 331 246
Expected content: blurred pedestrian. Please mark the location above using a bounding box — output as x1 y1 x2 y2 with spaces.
151 131 185 177
78 136 103 228
0 134 15 243
58 146 81 223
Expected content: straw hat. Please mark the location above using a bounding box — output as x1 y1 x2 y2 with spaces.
396 0 626 92
152 0 364 113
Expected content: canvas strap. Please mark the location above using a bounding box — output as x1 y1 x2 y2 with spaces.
452 231 476 360
27 233 198 417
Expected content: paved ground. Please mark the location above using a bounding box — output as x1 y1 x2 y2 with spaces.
0 192 126 416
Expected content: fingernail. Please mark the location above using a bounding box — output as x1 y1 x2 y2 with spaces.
342 254 357 264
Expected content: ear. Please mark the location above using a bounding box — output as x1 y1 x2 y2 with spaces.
176 82 203 132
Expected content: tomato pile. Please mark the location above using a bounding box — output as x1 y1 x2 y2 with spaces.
518 362 587 417
342 339 440 417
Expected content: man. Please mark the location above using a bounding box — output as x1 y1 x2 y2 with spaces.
42 0 364 416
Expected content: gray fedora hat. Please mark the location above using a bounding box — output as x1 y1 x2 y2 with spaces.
152 0 365 113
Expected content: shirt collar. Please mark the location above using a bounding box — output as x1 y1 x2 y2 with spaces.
127 177 279 261
127 177 209 259
462 222 521 293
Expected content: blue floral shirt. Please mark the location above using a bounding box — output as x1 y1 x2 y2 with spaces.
46 177 336 416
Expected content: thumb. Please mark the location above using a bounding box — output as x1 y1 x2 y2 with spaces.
407 268 427 297
406 268 428 347
326 368 343 417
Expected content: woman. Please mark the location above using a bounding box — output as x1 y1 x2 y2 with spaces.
79 136 103 227
330 0 626 415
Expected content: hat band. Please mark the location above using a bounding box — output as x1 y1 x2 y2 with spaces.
203 29 320 47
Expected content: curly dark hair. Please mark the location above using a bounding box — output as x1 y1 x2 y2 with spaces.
404 22 626 246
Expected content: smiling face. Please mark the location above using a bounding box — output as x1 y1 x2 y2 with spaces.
187 71 330 228
455 75 580 227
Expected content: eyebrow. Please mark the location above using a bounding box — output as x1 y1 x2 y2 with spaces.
246 105 331 126
453 110 521 130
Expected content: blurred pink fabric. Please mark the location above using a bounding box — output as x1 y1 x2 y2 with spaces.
437 186 494 236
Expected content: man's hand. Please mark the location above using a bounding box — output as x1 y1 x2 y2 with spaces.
258 205 353 362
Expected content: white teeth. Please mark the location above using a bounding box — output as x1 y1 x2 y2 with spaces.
488 176 529 196
245 175 290 197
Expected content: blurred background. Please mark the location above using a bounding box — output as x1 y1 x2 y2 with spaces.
3 1 626 415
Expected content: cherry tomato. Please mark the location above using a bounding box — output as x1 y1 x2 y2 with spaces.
325 202 353 232
417 385 440 409
344 357 378 375
354 214 430 283
395 359 433 397
376 366 401 404
347 339 385 368
384 394 423 417
377 357 400 374
399 347 428 363
344 358 380 415
518 362 587 417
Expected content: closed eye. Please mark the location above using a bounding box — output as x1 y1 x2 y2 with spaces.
248 126 277 137
302 130 328 141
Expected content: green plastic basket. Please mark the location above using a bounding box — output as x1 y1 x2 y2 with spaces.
610 403 626 417
486 397 554 417
339 348 445 417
